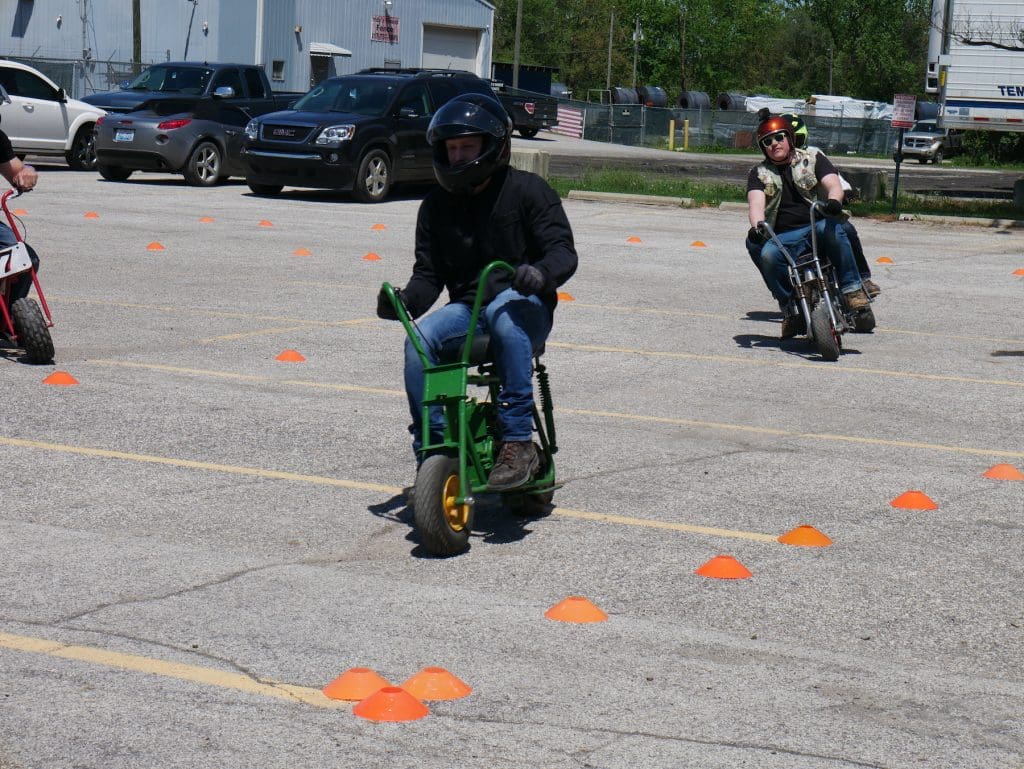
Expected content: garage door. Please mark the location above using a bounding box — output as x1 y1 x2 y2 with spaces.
422 25 480 73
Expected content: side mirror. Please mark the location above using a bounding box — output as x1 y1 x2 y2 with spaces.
57 87 68 103
212 86 236 100
398 106 418 119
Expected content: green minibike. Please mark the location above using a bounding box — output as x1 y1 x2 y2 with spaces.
379 261 559 557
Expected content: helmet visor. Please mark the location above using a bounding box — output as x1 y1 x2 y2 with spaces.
427 99 508 146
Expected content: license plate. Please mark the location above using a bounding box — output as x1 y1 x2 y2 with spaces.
114 129 134 142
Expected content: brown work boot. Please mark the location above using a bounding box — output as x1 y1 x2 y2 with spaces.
488 440 540 491
863 279 881 298
780 313 806 339
844 288 871 311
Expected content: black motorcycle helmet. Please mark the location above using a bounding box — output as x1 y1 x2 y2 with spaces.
427 93 512 195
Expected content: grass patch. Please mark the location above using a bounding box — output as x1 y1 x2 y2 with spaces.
548 169 746 206
551 168 1023 221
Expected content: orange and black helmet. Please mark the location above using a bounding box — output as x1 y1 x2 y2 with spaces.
756 114 795 157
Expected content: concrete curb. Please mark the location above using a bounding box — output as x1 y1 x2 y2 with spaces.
566 190 695 207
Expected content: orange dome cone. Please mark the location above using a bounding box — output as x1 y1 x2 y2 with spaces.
84 211 99 219
199 216 215 223
695 555 752 579
275 349 305 362
557 292 574 301
691 240 706 247
983 463 1024 481
371 223 387 231
778 524 833 547
322 667 391 701
13 208 27 216
544 596 608 623
146 241 165 251
362 252 381 261
400 667 472 701
353 686 428 722
1014 268 1024 276
43 371 78 386
626 236 642 243
258 219 273 227
876 256 894 264
293 247 311 256
890 490 938 510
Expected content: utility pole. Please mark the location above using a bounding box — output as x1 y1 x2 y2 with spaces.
512 0 523 89
183 0 198 60
631 16 643 88
678 3 686 91
132 0 141 72
606 10 614 91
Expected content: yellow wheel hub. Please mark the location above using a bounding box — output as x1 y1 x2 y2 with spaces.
442 474 471 531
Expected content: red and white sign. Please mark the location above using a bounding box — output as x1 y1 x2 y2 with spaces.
551 106 584 139
892 93 916 128
371 15 399 43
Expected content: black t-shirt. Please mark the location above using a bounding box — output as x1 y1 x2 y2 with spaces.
747 152 838 233
0 130 14 164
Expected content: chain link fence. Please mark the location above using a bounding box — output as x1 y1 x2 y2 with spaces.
4 56 152 100
558 98 898 157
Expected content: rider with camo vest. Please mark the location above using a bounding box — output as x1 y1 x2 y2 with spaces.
745 112 870 339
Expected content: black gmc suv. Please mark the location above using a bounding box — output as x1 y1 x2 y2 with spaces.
239 69 494 202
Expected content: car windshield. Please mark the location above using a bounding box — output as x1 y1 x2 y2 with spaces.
126 66 213 95
292 79 398 116
912 121 943 134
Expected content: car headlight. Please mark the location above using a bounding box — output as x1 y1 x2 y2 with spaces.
315 125 355 146
244 119 259 141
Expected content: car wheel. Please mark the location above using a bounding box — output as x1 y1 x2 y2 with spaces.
247 182 283 195
931 149 943 164
98 164 132 182
518 127 539 139
182 141 222 187
352 148 391 203
66 124 97 171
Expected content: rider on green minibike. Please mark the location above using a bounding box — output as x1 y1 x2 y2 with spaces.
376 94 577 491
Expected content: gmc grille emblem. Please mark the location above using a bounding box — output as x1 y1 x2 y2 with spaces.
272 128 296 137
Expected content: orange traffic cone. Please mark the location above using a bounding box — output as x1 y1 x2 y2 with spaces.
557 292 575 301
322 667 391 701
293 247 311 257
778 524 833 547
362 252 381 261
400 667 471 701
353 686 428 722
544 596 608 623
146 242 165 251
275 349 305 362
371 223 387 231
43 371 78 386
199 216 215 223
626 236 642 243
84 211 99 219
876 256 894 264
1014 269 1024 277
13 208 27 216
695 555 752 579
691 240 707 247
258 220 273 227
983 464 1024 481
890 490 938 510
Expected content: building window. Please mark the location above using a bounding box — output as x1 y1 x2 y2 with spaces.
383 59 401 70
271 60 285 81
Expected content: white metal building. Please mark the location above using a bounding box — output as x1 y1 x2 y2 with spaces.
2 0 494 95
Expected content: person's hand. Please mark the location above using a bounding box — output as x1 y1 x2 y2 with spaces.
11 165 36 193
376 286 400 320
747 226 766 245
512 264 546 296
822 198 843 216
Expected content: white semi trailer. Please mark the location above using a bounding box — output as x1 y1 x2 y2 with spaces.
927 0 1024 132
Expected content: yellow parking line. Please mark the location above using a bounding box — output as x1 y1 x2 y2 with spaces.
198 325 319 343
547 341 1024 389
0 631 346 709
0 435 778 543
88 360 1024 459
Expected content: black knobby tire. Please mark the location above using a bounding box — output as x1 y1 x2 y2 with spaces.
98 164 132 182
413 454 472 556
247 182 283 195
183 141 223 187
352 148 391 203
853 307 876 333
10 298 54 364
66 124 98 171
518 127 539 139
810 301 840 361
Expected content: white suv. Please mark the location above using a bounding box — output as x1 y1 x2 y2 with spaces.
0 60 106 170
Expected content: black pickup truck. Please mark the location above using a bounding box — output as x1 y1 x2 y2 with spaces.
83 62 305 185
491 83 559 138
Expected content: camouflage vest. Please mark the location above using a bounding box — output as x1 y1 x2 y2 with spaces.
756 146 822 228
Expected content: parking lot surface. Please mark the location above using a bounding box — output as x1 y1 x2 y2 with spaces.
1 168 1022 769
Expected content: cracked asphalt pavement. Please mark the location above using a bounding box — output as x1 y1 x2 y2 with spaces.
0 163 1022 769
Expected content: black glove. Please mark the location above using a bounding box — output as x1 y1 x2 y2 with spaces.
376 286 400 320
747 226 766 245
512 264 546 296
822 198 843 216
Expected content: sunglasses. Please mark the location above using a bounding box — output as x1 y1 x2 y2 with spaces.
760 132 789 148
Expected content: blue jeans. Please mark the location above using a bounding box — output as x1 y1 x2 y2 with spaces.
403 288 553 459
751 219 861 309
